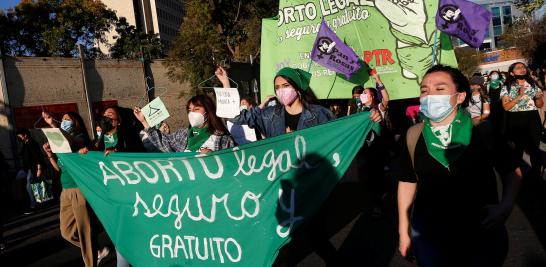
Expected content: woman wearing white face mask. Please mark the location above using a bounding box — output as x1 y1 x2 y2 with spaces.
133 95 234 153
398 65 521 267
466 81 490 126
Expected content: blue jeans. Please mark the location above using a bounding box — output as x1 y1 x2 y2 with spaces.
25 170 36 208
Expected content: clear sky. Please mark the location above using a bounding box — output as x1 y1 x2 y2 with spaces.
0 0 21 10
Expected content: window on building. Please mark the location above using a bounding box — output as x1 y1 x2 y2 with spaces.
502 5 512 25
492 7 501 27
493 25 503 36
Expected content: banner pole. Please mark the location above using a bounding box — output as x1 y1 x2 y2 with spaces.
352 22 364 52
307 59 313 73
432 29 439 66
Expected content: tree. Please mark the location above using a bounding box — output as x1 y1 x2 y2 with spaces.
1 0 117 58
164 0 277 89
515 0 545 18
500 16 546 67
454 47 481 77
110 17 164 61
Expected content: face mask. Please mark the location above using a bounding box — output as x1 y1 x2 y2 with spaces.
60 120 74 133
96 131 102 138
354 97 361 106
240 105 248 111
276 87 298 106
472 95 481 102
188 112 206 128
514 73 528 80
99 117 115 133
490 74 499 80
360 93 370 105
420 94 457 122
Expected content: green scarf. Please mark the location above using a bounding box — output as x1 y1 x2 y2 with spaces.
186 127 211 152
104 131 118 149
422 110 472 169
488 78 502 90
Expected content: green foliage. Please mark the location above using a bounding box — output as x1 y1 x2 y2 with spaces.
0 0 117 57
110 17 164 61
164 0 277 89
515 0 545 16
501 16 546 64
454 47 481 77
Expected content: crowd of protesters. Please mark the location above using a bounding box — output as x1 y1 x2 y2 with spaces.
3 61 545 266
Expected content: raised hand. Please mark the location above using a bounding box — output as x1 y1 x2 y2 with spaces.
42 111 57 127
133 107 151 129
215 66 230 88
374 0 427 43
374 0 429 81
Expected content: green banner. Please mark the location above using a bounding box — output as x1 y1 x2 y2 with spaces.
261 0 458 100
57 112 376 267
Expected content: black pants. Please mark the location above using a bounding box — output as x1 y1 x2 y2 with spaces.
505 110 542 177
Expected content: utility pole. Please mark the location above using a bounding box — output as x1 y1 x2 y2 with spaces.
78 44 95 138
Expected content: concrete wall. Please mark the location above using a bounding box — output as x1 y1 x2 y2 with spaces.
0 57 192 166
148 60 193 130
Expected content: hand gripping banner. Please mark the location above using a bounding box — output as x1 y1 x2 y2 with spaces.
57 112 377 267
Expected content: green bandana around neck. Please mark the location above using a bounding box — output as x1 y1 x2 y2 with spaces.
104 131 118 149
488 79 502 90
422 110 472 168
186 127 212 152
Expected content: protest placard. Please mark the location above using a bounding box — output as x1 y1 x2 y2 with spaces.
42 128 71 153
214 87 240 118
141 97 170 127
227 121 257 145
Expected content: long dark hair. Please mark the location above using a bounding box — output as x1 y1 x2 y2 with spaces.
424 64 470 107
505 62 536 88
276 75 317 104
64 112 90 149
186 95 228 134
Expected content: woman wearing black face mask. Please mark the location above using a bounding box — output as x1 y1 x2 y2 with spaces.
90 107 144 154
501 62 544 179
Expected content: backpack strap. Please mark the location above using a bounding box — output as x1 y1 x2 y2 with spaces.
406 122 424 169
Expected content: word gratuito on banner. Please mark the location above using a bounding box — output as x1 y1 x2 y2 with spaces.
58 112 378 267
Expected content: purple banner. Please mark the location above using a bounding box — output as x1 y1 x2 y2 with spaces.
436 0 492 48
310 19 361 79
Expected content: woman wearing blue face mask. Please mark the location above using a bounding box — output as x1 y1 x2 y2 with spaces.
398 65 521 267
42 111 91 149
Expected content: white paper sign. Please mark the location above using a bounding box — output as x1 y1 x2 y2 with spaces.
41 128 72 153
142 97 170 127
227 121 257 145
214 87 240 118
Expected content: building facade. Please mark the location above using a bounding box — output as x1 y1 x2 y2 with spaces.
99 0 184 53
455 0 523 51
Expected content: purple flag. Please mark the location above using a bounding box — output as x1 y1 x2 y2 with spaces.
436 0 492 48
310 19 361 79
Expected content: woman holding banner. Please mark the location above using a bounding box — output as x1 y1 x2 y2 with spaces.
41 112 106 267
133 95 234 153
221 66 382 137
398 65 520 266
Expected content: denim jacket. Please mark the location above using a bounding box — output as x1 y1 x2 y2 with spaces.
232 104 336 138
